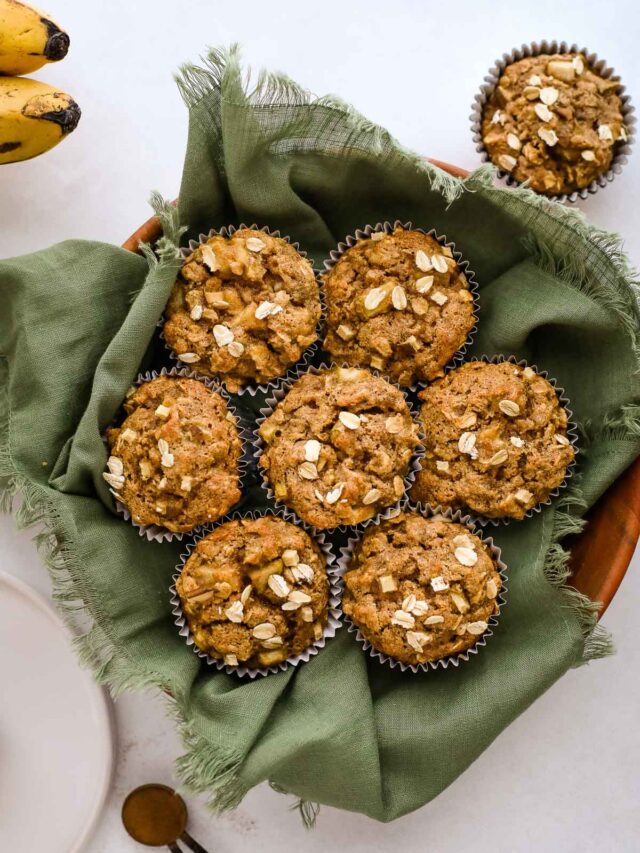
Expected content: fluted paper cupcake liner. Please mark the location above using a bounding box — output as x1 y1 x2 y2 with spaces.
337 500 508 673
470 40 636 203
425 355 579 527
252 362 426 532
103 366 252 543
159 223 325 397
320 220 480 391
169 505 342 678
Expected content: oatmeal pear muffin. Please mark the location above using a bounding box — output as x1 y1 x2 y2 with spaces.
481 52 627 195
322 227 475 386
176 516 330 669
343 511 502 665
163 229 321 392
258 366 421 529
104 376 242 533
410 361 575 519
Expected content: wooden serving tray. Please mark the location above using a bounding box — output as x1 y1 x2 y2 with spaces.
123 159 640 615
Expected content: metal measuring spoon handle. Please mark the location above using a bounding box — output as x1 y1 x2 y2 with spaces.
180 830 210 853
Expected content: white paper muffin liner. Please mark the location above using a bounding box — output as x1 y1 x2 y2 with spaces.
337 500 508 673
169 505 343 678
252 362 426 532
102 366 252 543
160 223 325 397
470 40 636 203
417 354 579 527
320 220 480 392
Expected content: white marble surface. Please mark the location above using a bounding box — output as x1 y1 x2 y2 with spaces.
1 0 639 850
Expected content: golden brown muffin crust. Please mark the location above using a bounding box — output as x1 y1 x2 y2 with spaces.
482 53 627 195
163 229 321 392
105 376 242 533
258 367 421 529
342 511 502 665
410 361 575 519
176 516 330 668
322 227 475 386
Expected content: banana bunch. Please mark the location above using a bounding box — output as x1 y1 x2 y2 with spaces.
0 0 80 164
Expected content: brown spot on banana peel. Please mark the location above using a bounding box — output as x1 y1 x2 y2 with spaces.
42 18 70 62
0 142 21 153
22 94 81 135
39 101 80 134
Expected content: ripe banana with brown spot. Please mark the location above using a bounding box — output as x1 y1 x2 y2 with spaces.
0 0 69 75
0 77 80 164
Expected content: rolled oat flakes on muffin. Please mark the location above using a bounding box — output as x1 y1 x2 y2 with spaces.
342 511 502 665
104 376 242 533
481 52 627 195
176 516 330 668
163 228 321 392
410 361 575 520
258 366 421 529
322 226 475 386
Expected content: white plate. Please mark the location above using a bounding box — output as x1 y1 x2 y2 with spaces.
0 571 114 853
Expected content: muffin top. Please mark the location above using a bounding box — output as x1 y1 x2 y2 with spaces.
104 376 242 533
163 229 321 392
322 227 475 386
176 516 330 669
342 511 502 665
481 53 627 195
258 366 421 529
410 361 575 520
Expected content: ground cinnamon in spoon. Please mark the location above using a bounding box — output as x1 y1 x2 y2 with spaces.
121 784 187 846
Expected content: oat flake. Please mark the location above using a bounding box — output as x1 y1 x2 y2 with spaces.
416 275 434 294
298 462 318 480
506 133 521 151
339 411 361 430
246 236 266 252
534 103 554 122
201 245 217 272
498 154 517 171
304 439 321 462
538 127 558 147
325 483 345 505
364 287 387 311
213 324 234 346
458 431 477 457
415 250 432 272
539 86 559 105
454 546 478 567
391 609 415 629
268 575 290 598
431 254 449 274
392 285 408 310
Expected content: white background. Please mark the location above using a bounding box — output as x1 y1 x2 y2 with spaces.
1 1 639 850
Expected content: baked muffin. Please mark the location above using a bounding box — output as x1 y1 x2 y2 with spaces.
343 511 502 665
258 366 421 529
410 361 575 520
104 376 242 533
322 227 475 386
176 516 330 669
163 229 321 392
481 52 627 195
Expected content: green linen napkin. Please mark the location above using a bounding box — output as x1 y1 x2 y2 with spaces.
2 45 639 822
